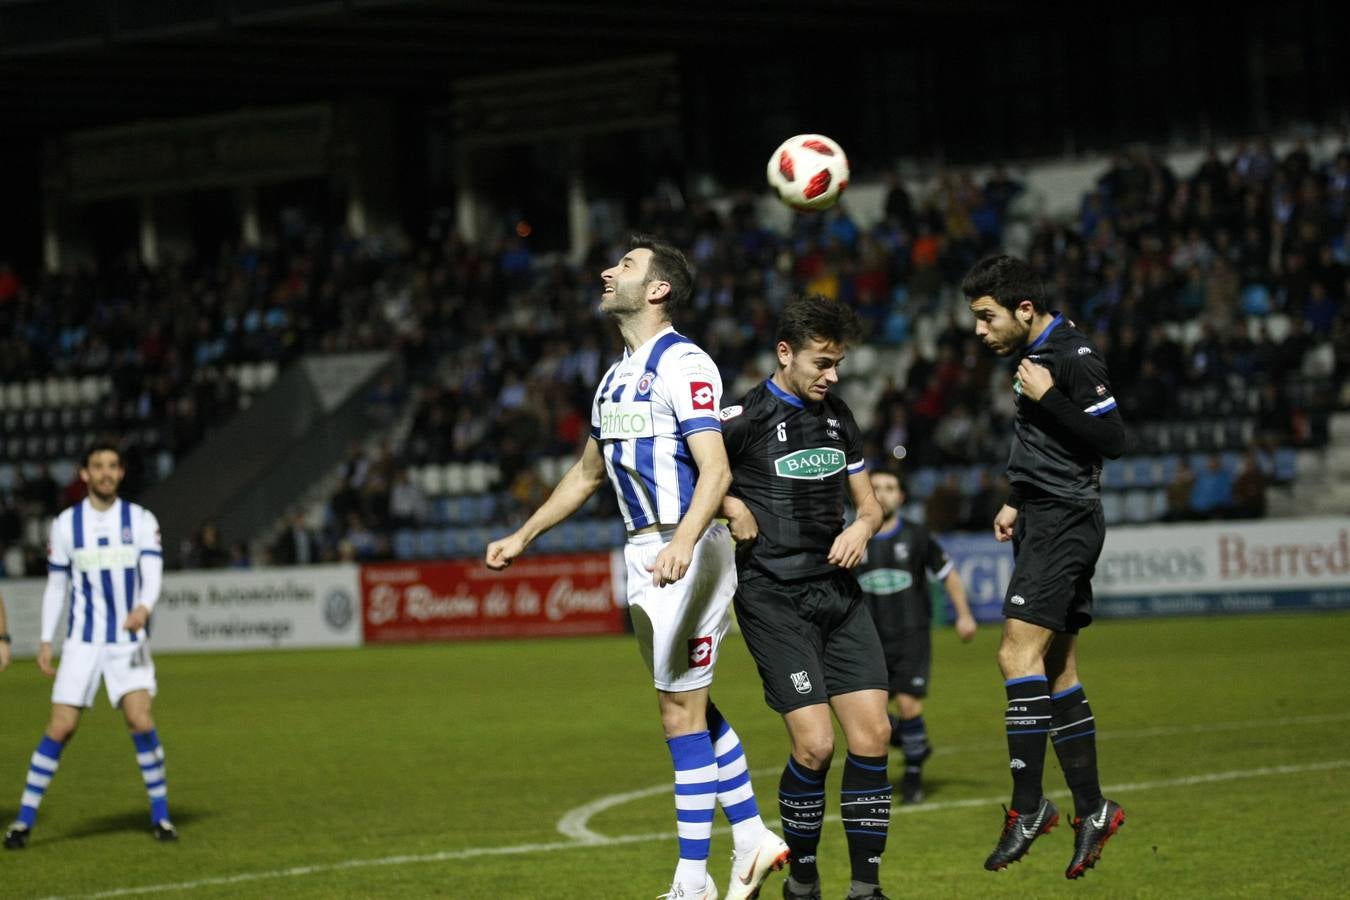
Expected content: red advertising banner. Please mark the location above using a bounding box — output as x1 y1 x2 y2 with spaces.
361 552 626 642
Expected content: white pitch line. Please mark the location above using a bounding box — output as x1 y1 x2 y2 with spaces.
34 757 1350 900
559 710 1350 840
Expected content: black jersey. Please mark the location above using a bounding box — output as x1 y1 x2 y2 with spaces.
1008 314 1120 500
856 518 952 632
722 379 866 581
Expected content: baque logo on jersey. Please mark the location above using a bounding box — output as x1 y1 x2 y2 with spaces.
599 401 657 439
689 381 714 410
773 447 846 480
857 568 913 594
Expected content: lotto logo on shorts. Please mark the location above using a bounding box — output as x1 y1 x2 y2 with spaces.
689 382 714 410
688 636 713 667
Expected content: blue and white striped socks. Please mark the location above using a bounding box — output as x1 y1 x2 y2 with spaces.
131 730 170 823
16 735 64 828
668 731 717 888
707 703 769 853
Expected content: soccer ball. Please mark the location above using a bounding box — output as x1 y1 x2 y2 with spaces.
766 134 850 212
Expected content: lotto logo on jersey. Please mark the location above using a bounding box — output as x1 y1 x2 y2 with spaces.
688 636 713 667
774 447 846 480
689 382 714 410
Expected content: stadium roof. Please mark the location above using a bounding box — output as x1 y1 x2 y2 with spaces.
0 0 999 136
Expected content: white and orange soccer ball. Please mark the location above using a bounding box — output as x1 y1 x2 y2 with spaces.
766 133 850 211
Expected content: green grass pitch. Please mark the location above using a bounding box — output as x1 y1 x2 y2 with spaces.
2 612 1348 898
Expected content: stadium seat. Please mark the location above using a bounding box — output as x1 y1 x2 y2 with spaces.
0 463 15 491
256 361 279 390
909 468 939 500
394 529 416 560
1102 459 1127 488
415 529 440 558
465 462 494 494
23 381 42 408
1274 447 1297 482
237 363 259 393
77 376 100 403
1100 492 1123 525
1123 489 1151 523
443 463 467 495
421 464 445 496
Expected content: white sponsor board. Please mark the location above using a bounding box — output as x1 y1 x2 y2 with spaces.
1095 517 1350 593
1 565 362 657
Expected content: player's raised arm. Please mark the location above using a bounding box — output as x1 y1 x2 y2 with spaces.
485 436 607 570
648 429 730 587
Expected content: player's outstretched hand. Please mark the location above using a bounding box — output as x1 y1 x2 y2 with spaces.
827 522 869 569
37 642 55 678
485 533 528 570
955 612 978 642
648 538 694 588
993 504 1018 542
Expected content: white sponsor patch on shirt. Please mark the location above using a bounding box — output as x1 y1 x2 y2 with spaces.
599 401 657 439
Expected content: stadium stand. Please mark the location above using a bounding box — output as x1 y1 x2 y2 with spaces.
1 135 1346 571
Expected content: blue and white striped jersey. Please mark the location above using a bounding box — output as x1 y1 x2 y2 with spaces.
44 498 163 644
590 327 723 531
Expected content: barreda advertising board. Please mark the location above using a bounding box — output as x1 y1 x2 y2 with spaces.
941 517 1350 622
360 552 627 642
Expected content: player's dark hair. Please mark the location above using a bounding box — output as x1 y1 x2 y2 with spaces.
81 441 122 468
629 233 693 317
776 293 863 351
870 468 905 493
960 254 1047 314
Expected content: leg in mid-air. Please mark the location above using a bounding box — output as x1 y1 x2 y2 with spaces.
705 701 788 900
1044 633 1124 879
984 617 1060 871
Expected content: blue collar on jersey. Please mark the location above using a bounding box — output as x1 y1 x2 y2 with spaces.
622 324 678 359
875 518 904 540
1026 312 1064 352
765 377 805 409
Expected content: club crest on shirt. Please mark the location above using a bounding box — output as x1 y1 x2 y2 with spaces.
636 371 656 395
122 527 133 543
1095 384 1107 396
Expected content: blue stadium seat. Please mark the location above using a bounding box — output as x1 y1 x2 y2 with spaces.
910 468 939 500
393 529 416 560
1100 492 1124 525
1102 459 1127 489
1274 447 1297 482
1123 489 1152 523
415 529 440 559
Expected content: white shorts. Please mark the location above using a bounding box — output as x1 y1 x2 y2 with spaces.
625 522 737 693
52 641 158 709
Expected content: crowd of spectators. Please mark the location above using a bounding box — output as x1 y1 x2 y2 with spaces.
3 136 1349 572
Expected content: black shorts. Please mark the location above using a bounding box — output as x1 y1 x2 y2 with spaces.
1005 495 1105 633
734 566 888 713
881 628 931 698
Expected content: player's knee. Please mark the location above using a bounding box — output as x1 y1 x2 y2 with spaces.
996 642 1041 679
792 734 835 769
46 722 77 743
